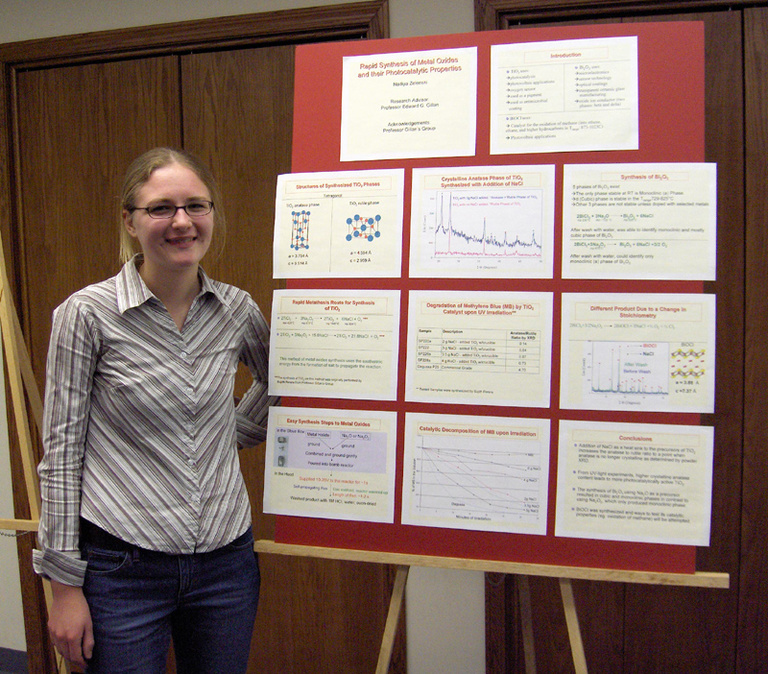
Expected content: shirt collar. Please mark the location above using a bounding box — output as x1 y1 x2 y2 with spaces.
115 254 225 314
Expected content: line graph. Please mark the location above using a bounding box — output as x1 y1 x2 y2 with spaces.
561 294 716 413
587 340 670 396
431 190 543 259
409 166 555 278
403 419 549 534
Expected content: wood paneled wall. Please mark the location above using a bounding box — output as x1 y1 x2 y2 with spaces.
4 0 765 671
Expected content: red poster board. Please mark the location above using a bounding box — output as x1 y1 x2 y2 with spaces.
276 21 706 574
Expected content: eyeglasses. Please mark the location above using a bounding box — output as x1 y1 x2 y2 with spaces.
131 200 214 219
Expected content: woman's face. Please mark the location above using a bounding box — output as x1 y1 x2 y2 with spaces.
123 162 214 276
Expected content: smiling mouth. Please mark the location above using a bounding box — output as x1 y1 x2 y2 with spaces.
166 236 197 245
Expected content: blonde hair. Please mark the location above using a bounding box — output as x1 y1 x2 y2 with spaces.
119 147 226 264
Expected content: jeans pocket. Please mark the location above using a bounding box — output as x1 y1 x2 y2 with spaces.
84 546 131 575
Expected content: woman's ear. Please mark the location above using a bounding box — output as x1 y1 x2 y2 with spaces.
123 209 136 237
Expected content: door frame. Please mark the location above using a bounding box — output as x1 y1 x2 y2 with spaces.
475 0 763 28
0 3 388 671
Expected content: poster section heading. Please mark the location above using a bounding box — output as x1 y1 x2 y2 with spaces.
560 293 716 413
563 163 717 280
556 420 713 546
273 169 404 279
264 407 397 524
268 289 400 402
405 290 553 408
402 413 550 535
490 36 639 155
409 165 556 279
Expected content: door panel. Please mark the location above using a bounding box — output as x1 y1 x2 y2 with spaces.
741 6 768 672
621 10 743 674
17 57 183 400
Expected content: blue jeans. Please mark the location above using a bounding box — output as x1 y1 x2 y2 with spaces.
81 526 260 673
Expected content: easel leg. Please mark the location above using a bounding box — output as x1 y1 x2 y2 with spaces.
517 576 537 674
559 578 588 674
376 565 409 674
0 244 67 674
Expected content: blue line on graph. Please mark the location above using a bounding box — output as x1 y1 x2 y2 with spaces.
433 191 542 258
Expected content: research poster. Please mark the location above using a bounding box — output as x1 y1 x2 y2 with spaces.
490 36 639 154
402 413 550 535
562 163 717 279
282 22 711 570
272 169 404 278
269 289 400 401
405 290 553 407
264 407 397 523
409 164 556 278
555 420 714 545
560 293 716 413
341 46 478 161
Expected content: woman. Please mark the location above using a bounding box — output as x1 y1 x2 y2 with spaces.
33 147 278 672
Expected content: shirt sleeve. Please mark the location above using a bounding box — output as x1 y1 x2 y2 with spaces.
235 295 280 447
33 297 98 585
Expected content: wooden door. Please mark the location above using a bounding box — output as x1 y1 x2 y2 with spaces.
477 1 763 672
15 57 183 674
2 5 401 673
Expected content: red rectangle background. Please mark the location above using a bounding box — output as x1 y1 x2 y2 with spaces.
276 21 706 574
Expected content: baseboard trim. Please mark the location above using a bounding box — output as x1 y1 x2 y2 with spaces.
0 647 26 673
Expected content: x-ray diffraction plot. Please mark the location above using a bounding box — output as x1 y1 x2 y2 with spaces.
431 190 542 259
410 166 555 278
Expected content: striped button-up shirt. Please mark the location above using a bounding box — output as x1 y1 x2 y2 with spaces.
33 257 278 586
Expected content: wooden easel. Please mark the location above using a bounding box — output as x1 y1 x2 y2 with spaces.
254 540 729 674
0 233 70 674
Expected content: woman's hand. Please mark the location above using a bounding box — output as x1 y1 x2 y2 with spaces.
48 580 94 670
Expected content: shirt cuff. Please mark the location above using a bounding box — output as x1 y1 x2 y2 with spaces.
33 547 88 586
